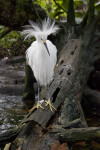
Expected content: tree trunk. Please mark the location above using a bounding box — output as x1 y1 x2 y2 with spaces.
88 0 94 25
22 62 35 101
67 0 75 27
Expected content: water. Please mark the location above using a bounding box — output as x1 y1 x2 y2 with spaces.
0 58 27 133
0 93 27 133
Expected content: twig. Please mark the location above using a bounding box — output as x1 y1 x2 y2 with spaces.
53 0 67 13
32 0 42 22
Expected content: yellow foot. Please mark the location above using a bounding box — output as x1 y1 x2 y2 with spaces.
45 99 57 112
29 102 44 112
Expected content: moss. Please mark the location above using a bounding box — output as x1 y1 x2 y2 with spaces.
23 63 35 101
22 92 34 101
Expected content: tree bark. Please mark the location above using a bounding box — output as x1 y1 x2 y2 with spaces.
67 0 75 26
88 0 94 25
0 124 100 146
0 124 25 146
52 126 100 143
22 62 35 101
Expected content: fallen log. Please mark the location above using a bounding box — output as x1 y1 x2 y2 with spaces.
52 126 100 143
0 122 100 146
0 124 25 146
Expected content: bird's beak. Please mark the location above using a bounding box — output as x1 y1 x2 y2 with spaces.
42 40 50 56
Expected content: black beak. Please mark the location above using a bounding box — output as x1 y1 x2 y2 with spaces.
43 42 50 56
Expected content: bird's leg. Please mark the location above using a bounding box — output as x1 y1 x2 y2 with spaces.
45 85 57 112
37 81 40 101
29 82 44 112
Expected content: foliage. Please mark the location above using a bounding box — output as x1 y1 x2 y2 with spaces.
0 26 33 58
0 0 100 58
34 0 100 22
0 27 19 49
95 1 100 15
34 0 67 20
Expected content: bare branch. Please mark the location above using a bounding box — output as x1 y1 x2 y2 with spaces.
53 0 67 13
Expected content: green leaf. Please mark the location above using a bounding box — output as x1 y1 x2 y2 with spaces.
53 11 64 18
62 0 69 11
75 11 83 17
74 0 83 6
74 0 89 4
95 2 100 11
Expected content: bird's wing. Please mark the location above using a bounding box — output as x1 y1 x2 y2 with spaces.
46 40 57 67
26 41 37 66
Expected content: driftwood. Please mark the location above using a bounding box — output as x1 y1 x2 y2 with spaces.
52 126 100 143
0 124 25 146
0 122 100 145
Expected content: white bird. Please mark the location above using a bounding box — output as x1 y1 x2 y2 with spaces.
21 18 59 112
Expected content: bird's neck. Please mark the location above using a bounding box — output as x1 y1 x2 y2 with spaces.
36 36 42 43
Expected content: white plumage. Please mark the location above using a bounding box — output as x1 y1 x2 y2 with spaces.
22 18 59 86
26 40 57 85
21 18 59 111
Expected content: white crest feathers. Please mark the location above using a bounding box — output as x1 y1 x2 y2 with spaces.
21 18 59 40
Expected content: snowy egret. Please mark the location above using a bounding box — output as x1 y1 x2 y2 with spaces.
21 18 59 112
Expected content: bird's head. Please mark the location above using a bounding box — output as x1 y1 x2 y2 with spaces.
36 34 50 56
21 18 59 41
35 33 47 43
21 18 59 55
